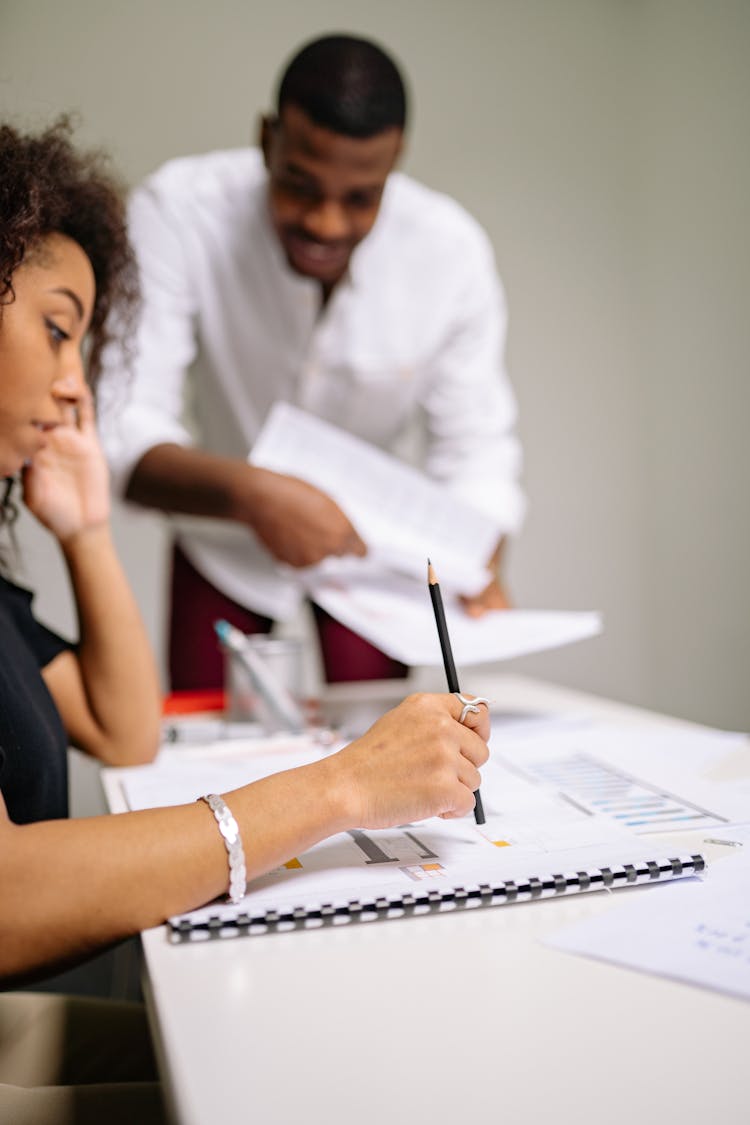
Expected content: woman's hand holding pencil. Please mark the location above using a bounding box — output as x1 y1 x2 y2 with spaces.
331 692 490 829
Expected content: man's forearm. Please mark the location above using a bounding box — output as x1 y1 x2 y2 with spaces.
126 443 256 522
125 443 366 567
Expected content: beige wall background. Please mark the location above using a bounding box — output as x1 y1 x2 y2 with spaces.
2 0 748 730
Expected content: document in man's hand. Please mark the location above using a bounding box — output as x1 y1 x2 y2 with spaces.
303 566 602 666
250 401 502 594
250 402 601 666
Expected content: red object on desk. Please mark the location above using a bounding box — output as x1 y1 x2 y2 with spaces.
162 689 227 716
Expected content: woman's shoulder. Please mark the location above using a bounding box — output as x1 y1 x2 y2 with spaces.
0 572 72 663
0 572 34 614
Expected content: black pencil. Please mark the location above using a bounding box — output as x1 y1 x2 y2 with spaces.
427 560 486 825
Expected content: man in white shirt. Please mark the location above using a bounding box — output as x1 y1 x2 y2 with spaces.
100 34 524 690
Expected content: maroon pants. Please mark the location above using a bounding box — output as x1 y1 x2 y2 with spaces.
169 543 409 691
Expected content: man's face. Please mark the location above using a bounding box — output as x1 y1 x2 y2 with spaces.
261 104 403 290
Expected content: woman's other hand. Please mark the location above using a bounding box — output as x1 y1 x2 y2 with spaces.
22 385 110 543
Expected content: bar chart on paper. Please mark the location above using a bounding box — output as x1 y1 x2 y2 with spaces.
512 753 727 834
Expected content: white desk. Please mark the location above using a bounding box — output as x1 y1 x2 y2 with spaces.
103 675 750 1125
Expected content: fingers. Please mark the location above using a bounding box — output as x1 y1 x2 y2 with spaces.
459 578 511 617
58 403 78 428
74 385 96 431
335 526 367 558
336 692 491 829
405 692 489 812
333 506 366 557
438 773 481 820
55 386 95 435
455 755 483 795
400 691 489 765
265 475 368 564
449 692 491 747
350 532 367 557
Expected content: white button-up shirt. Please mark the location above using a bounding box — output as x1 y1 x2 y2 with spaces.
99 148 524 620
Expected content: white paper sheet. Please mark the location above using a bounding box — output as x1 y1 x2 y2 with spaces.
493 721 750 833
121 740 624 848
121 741 328 809
547 825 750 1001
250 402 502 594
303 566 602 666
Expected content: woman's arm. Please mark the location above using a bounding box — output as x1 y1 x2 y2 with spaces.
23 387 161 765
42 522 162 765
0 693 489 983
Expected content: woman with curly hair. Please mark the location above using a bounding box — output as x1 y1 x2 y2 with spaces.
0 117 166 1122
0 119 489 1123
0 118 162 824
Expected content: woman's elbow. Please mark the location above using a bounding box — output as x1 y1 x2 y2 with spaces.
116 731 160 766
92 722 161 767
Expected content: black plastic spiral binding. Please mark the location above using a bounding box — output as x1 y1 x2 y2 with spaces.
168 854 706 943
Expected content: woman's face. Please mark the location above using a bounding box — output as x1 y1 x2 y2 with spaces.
0 233 95 478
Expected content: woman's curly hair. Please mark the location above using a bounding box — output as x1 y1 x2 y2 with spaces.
0 116 139 540
0 115 139 384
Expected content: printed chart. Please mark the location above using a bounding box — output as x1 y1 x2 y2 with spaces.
513 752 726 834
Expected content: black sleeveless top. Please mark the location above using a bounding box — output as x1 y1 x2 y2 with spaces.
0 574 72 823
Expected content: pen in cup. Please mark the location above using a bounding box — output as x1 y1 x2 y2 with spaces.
214 620 305 735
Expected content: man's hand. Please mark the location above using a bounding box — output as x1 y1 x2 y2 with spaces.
459 573 511 618
459 535 511 617
247 468 367 567
127 446 366 566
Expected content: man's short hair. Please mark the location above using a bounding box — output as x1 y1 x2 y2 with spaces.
276 34 407 138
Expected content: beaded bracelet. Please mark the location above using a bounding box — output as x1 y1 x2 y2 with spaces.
197 794 247 904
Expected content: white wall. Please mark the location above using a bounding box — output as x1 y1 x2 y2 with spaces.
2 0 748 729
633 2 750 727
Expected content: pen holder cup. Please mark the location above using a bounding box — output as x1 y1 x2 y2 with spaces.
224 635 305 731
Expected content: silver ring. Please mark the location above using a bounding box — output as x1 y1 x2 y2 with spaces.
454 693 490 725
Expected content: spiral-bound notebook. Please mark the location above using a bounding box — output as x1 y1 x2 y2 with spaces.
167 849 704 943
115 740 707 944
